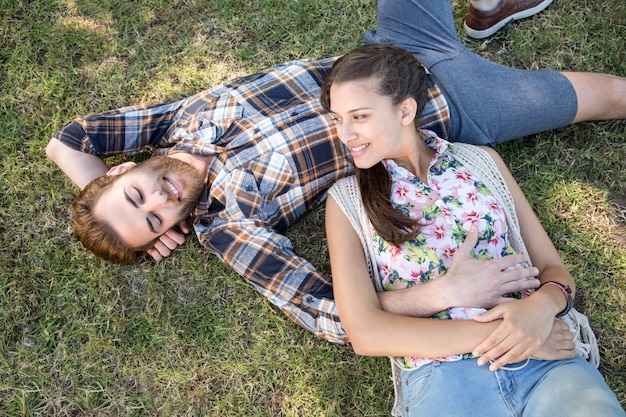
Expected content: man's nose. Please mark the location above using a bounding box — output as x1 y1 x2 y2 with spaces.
144 190 169 210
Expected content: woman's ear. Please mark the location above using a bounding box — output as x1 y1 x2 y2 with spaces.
400 97 418 126
106 161 136 176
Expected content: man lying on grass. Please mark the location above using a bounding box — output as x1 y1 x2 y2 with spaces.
47 0 626 345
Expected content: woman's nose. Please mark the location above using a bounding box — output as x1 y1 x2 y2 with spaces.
339 122 355 141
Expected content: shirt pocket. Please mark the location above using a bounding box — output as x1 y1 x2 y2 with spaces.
231 152 295 231
232 76 305 116
172 91 245 144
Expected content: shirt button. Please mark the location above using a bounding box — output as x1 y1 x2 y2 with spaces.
200 217 211 227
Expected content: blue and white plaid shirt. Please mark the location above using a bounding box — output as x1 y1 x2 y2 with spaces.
53 56 450 344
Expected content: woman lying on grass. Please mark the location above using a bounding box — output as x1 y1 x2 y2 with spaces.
322 43 625 417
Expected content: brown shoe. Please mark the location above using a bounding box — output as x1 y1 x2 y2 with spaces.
464 0 553 39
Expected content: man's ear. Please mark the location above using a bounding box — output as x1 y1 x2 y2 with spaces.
106 161 136 176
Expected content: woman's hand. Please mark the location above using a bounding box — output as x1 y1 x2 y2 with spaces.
532 319 576 361
470 296 556 371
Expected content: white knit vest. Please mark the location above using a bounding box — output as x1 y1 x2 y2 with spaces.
328 143 599 416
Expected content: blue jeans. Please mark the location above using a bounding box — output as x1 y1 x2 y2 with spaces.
365 0 577 145
401 356 625 416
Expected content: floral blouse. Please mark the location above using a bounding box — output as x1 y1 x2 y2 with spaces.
373 131 520 369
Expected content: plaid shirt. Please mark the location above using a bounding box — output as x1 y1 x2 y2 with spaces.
53 56 450 344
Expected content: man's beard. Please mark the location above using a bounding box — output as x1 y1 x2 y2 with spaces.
136 156 205 220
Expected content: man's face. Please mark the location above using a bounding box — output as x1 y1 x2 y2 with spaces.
94 156 204 249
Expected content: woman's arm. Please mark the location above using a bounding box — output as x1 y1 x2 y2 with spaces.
377 225 540 316
470 147 577 369
326 194 501 358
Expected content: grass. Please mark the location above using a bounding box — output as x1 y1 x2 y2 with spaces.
0 0 624 415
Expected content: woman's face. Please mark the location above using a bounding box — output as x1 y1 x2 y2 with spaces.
328 78 408 169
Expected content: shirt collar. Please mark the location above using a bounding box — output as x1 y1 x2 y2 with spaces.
382 129 452 173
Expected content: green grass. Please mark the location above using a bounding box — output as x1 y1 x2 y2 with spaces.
1 0 624 415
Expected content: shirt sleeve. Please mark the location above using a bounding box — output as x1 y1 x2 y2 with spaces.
195 153 349 344
199 216 348 345
52 99 188 158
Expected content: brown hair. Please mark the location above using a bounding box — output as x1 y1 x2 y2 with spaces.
70 175 139 264
321 44 430 245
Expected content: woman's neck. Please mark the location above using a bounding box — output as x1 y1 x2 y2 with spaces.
392 131 436 183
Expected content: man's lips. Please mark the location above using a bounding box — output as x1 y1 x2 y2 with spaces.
164 177 182 201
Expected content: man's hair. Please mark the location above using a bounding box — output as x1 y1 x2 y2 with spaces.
321 43 430 246
71 174 139 265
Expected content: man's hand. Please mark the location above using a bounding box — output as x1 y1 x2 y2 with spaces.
440 225 540 309
378 225 540 317
470 297 559 371
146 220 189 261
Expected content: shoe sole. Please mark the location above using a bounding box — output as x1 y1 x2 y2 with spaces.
464 0 554 39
